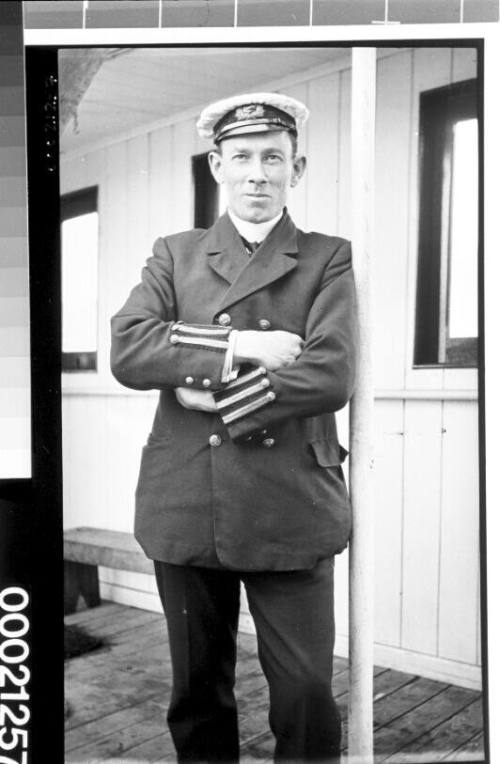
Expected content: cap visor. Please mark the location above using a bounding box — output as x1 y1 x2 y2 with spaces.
217 124 292 141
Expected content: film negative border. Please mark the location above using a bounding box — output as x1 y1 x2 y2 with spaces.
22 0 500 29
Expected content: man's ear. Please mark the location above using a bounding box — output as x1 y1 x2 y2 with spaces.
291 155 306 188
208 150 224 184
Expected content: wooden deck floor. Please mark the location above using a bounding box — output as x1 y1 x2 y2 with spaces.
65 602 485 764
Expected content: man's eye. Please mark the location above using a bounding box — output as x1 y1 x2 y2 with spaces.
232 154 248 161
265 154 282 163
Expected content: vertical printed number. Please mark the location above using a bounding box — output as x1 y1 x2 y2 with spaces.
0 641 29 666
0 590 29 613
0 588 30 764
0 667 30 688
0 616 29 640
0 729 28 752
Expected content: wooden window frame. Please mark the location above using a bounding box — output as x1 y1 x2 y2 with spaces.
60 186 98 373
414 78 479 368
192 152 219 229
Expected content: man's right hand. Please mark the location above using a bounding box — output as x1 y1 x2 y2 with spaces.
233 330 304 371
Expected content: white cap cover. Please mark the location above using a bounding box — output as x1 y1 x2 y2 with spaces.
196 92 309 142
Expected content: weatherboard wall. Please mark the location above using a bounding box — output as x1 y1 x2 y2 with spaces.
59 47 480 688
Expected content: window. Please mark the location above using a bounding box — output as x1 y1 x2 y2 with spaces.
414 79 479 367
192 153 219 228
60 186 98 372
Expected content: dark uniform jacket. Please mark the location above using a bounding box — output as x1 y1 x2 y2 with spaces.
110 209 357 571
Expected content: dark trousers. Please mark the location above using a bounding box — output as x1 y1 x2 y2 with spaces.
154 558 341 762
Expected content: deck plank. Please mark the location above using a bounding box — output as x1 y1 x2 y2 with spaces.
65 696 167 762
67 621 169 668
374 676 449 728
65 636 171 683
130 732 176 764
442 730 484 761
65 602 484 763
371 669 419 706
65 679 166 734
66 696 166 751
65 601 124 626
241 732 275 760
373 685 480 762
65 658 170 731
69 607 162 639
106 621 168 651
383 697 484 761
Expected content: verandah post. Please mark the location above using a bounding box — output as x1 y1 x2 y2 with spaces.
348 46 377 763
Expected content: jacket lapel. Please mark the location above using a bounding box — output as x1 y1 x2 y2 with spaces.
207 210 298 314
205 213 249 285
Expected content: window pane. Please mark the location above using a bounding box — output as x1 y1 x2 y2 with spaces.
61 212 98 353
414 78 478 367
192 153 219 229
448 118 478 339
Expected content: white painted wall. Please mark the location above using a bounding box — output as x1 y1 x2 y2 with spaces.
61 47 480 688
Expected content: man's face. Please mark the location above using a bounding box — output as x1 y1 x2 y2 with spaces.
208 131 306 223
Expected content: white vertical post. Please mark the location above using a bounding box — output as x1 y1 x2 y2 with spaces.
484 30 500 764
348 47 376 764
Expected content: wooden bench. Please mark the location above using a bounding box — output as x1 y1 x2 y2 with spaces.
64 527 154 614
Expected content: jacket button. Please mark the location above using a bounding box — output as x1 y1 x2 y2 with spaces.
185 376 194 385
262 437 275 448
218 313 231 326
209 434 222 447
202 378 211 388
258 319 271 330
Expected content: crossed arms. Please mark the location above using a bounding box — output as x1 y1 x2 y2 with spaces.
110 235 357 441
175 329 304 412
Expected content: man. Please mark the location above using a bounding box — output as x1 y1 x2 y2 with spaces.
111 92 357 762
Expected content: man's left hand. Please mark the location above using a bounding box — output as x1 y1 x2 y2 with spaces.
175 387 217 412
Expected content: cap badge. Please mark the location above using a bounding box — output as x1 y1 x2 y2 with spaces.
235 104 265 120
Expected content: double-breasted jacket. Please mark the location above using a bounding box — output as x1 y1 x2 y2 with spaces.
110 210 357 571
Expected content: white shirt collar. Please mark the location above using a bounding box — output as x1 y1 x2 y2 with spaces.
227 208 283 244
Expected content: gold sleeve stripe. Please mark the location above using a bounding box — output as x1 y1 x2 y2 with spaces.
170 335 229 350
221 366 267 391
220 391 276 424
172 322 231 336
215 378 271 409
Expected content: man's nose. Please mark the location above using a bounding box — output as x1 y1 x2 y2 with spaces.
247 158 267 184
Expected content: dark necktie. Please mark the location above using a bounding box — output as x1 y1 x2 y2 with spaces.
241 237 260 256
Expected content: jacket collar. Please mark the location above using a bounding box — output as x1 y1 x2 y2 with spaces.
204 209 299 313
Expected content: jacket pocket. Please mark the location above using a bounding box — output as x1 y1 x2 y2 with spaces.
309 439 348 467
146 431 172 446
